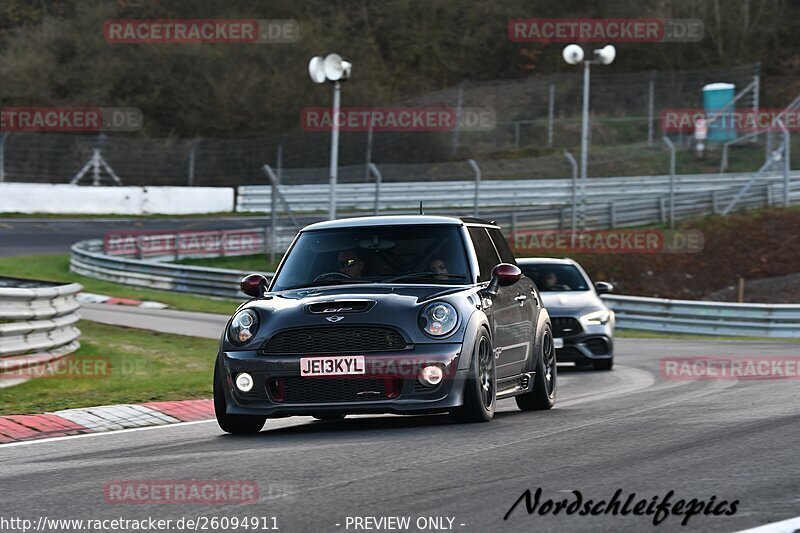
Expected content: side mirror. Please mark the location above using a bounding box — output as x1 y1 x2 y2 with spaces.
594 281 614 295
485 263 522 295
240 273 268 298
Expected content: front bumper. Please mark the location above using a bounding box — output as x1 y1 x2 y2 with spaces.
218 343 468 417
552 323 614 365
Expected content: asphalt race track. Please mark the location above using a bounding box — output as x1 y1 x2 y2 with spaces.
1 338 798 532
80 303 228 339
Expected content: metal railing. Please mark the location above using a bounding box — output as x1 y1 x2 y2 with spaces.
72 170 798 300
68 241 800 338
70 240 278 299
496 179 798 234
0 280 82 381
721 91 800 173
236 170 797 215
65 241 800 339
603 294 800 338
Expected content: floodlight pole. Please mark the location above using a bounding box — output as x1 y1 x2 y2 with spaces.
564 45 614 227
328 81 342 221
580 60 591 225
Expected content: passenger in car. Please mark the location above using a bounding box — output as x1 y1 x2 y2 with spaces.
430 258 449 277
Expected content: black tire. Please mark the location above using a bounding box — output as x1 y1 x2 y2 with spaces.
451 330 496 423
313 415 346 421
214 360 266 434
515 323 557 411
593 358 614 371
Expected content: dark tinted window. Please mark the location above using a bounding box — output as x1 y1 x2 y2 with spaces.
468 227 501 282
488 228 516 264
271 225 470 290
519 263 590 292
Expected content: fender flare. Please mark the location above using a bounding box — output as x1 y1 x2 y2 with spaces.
457 310 492 371
526 307 551 372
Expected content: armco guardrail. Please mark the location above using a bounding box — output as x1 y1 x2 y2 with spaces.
603 294 800 338
0 279 82 379
237 172 798 213
69 240 800 338
70 240 277 298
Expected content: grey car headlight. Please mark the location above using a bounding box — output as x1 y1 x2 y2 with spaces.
579 309 611 327
419 302 458 337
228 309 259 345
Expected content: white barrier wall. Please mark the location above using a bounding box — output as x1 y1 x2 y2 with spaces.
0 183 234 215
141 186 234 215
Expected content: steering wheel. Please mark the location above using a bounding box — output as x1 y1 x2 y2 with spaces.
313 272 351 283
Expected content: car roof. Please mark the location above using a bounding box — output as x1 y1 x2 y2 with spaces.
516 257 579 266
302 215 497 232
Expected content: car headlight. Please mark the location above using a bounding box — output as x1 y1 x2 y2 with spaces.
228 309 260 345
580 309 610 326
419 302 458 337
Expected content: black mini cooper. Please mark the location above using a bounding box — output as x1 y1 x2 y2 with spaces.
214 216 556 433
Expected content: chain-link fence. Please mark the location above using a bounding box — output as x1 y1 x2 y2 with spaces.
0 63 779 187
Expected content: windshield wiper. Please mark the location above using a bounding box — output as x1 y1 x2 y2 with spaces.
384 272 468 283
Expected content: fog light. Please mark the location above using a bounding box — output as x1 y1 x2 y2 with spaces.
235 372 254 392
418 365 443 387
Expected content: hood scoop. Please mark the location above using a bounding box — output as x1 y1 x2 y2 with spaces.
307 300 375 314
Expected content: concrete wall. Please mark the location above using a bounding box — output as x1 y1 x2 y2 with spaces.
0 183 234 215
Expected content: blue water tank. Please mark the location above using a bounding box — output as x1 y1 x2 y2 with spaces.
702 82 736 141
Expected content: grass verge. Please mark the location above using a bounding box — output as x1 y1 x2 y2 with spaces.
0 321 217 416
0 254 242 315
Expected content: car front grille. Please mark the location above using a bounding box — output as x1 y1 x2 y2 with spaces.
551 317 583 338
260 326 408 355
269 377 401 403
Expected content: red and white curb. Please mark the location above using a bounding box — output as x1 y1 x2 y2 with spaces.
0 399 213 444
77 292 168 309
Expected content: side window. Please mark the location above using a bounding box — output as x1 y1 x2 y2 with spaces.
468 227 501 282
488 228 516 265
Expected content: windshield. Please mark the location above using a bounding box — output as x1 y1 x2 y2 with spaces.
271 225 471 291
519 264 590 292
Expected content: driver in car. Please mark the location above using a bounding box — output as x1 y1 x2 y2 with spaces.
541 270 571 291
338 250 365 278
